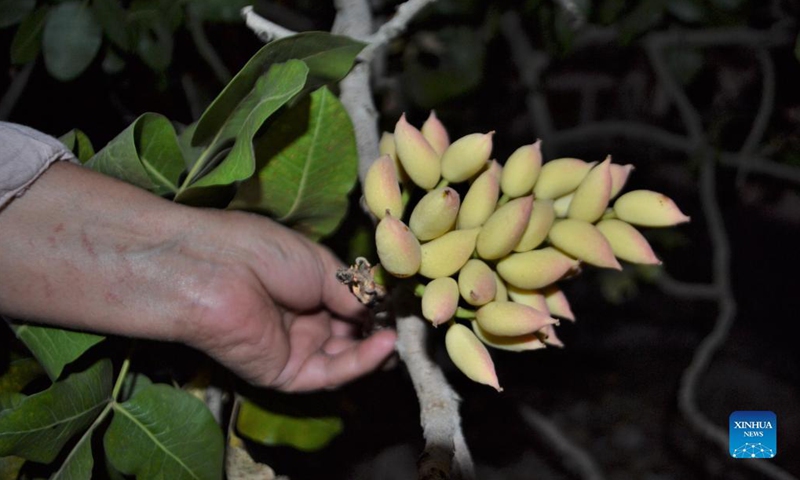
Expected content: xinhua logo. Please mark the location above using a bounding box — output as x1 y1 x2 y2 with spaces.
729 411 777 458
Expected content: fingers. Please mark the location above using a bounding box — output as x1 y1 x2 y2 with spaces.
314 245 369 321
278 329 397 392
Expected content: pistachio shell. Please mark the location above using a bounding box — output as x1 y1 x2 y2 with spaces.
364 155 403 219
409 187 460 241
458 259 497 306
441 132 494 183
445 323 502 391
419 228 480 278
421 111 450 156
457 164 500 229
476 195 533 260
548 219 621 270
613 190 690 227
375 215 421 277
422 277 460 326
476 301 558 337
496 247 579 290
394 113 441 189
500 140 542 198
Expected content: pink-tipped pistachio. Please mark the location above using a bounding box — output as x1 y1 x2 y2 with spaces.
471 320 546 352
379 131 407 181
422 277 460 326
409 187 460 241
540 324 564 348
457 163 500 229
458 259 497 306
568 156 612 223
609 163 634 199
394 113 441 190
500 141 542 198
375 214 421 277
533 158 595 200
507 286 549 314
440 132 494 183
596 218 661 265
613 190 690 227
476 301 558 337
445 323 502 391
419 228 480 278
364 155 403 219
476 195 533 260
496 247 579 290
548 219 621 270
421 111 450 156
542 285 575 322
514 199 556 252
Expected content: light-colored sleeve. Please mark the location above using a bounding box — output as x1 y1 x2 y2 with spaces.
0 121 79 210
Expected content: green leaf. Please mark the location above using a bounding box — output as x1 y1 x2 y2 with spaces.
50 429 94 480
59 129 95 163
135 20 173 71
177 122 204 170
9 322 104 381
117 372 153 402
193 32 365 147
0 358 44 394
0 359 112 464
236 398 343 452
102 47 126 74
86 113 185 196
104 384 224 480
93 0 131 51
10 6 48 64
178 60 308 195
0 0 34 29
0 455 25 480
230 87 357 240
42 2 103 81
0 393 25 412
188 0 250 23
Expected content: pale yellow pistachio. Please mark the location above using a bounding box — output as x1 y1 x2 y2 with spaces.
548 219 621 270
496 247 579 289
476 301 558 337
596 219 661 265
613 190 690 227
421 111 450 156
419 228 480 278
375 214 421 277
440 132 494 183
476 195 533 260
494 272 508 302
533 158 595 200
457 163 500 229
609 163 634 199
379 131 406 181
364 155 403 219
568 156 612 222
500 140 542 198
542 285 575 322
471 320 545 352
552 193 573 218
514 199 556 252
394 113 441 189
409 187 460 241
507 286 549 314
422 277 460 326
445 323 502 391
458 259 497 306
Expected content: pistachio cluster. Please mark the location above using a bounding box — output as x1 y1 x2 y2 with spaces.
364 112 689 391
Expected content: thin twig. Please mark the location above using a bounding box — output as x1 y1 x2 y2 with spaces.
500 11 554 151
241 6 297 42
0 61 35 121
735 48 775 186
187 9 232 85
553 0 585 29
654 273 719 300
360 0 438 61
519 405 604 480
550 121 800 185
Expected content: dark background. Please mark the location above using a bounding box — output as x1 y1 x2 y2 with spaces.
2 0 799 479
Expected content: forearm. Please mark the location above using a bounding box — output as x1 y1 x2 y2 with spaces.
0 162 202 342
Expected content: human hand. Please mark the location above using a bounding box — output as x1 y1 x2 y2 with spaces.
0 162 396 391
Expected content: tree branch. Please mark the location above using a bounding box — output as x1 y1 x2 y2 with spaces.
519 405 604 480
395 315 469 480
187 9 232 85
0 61 35 121
241 6 297 42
